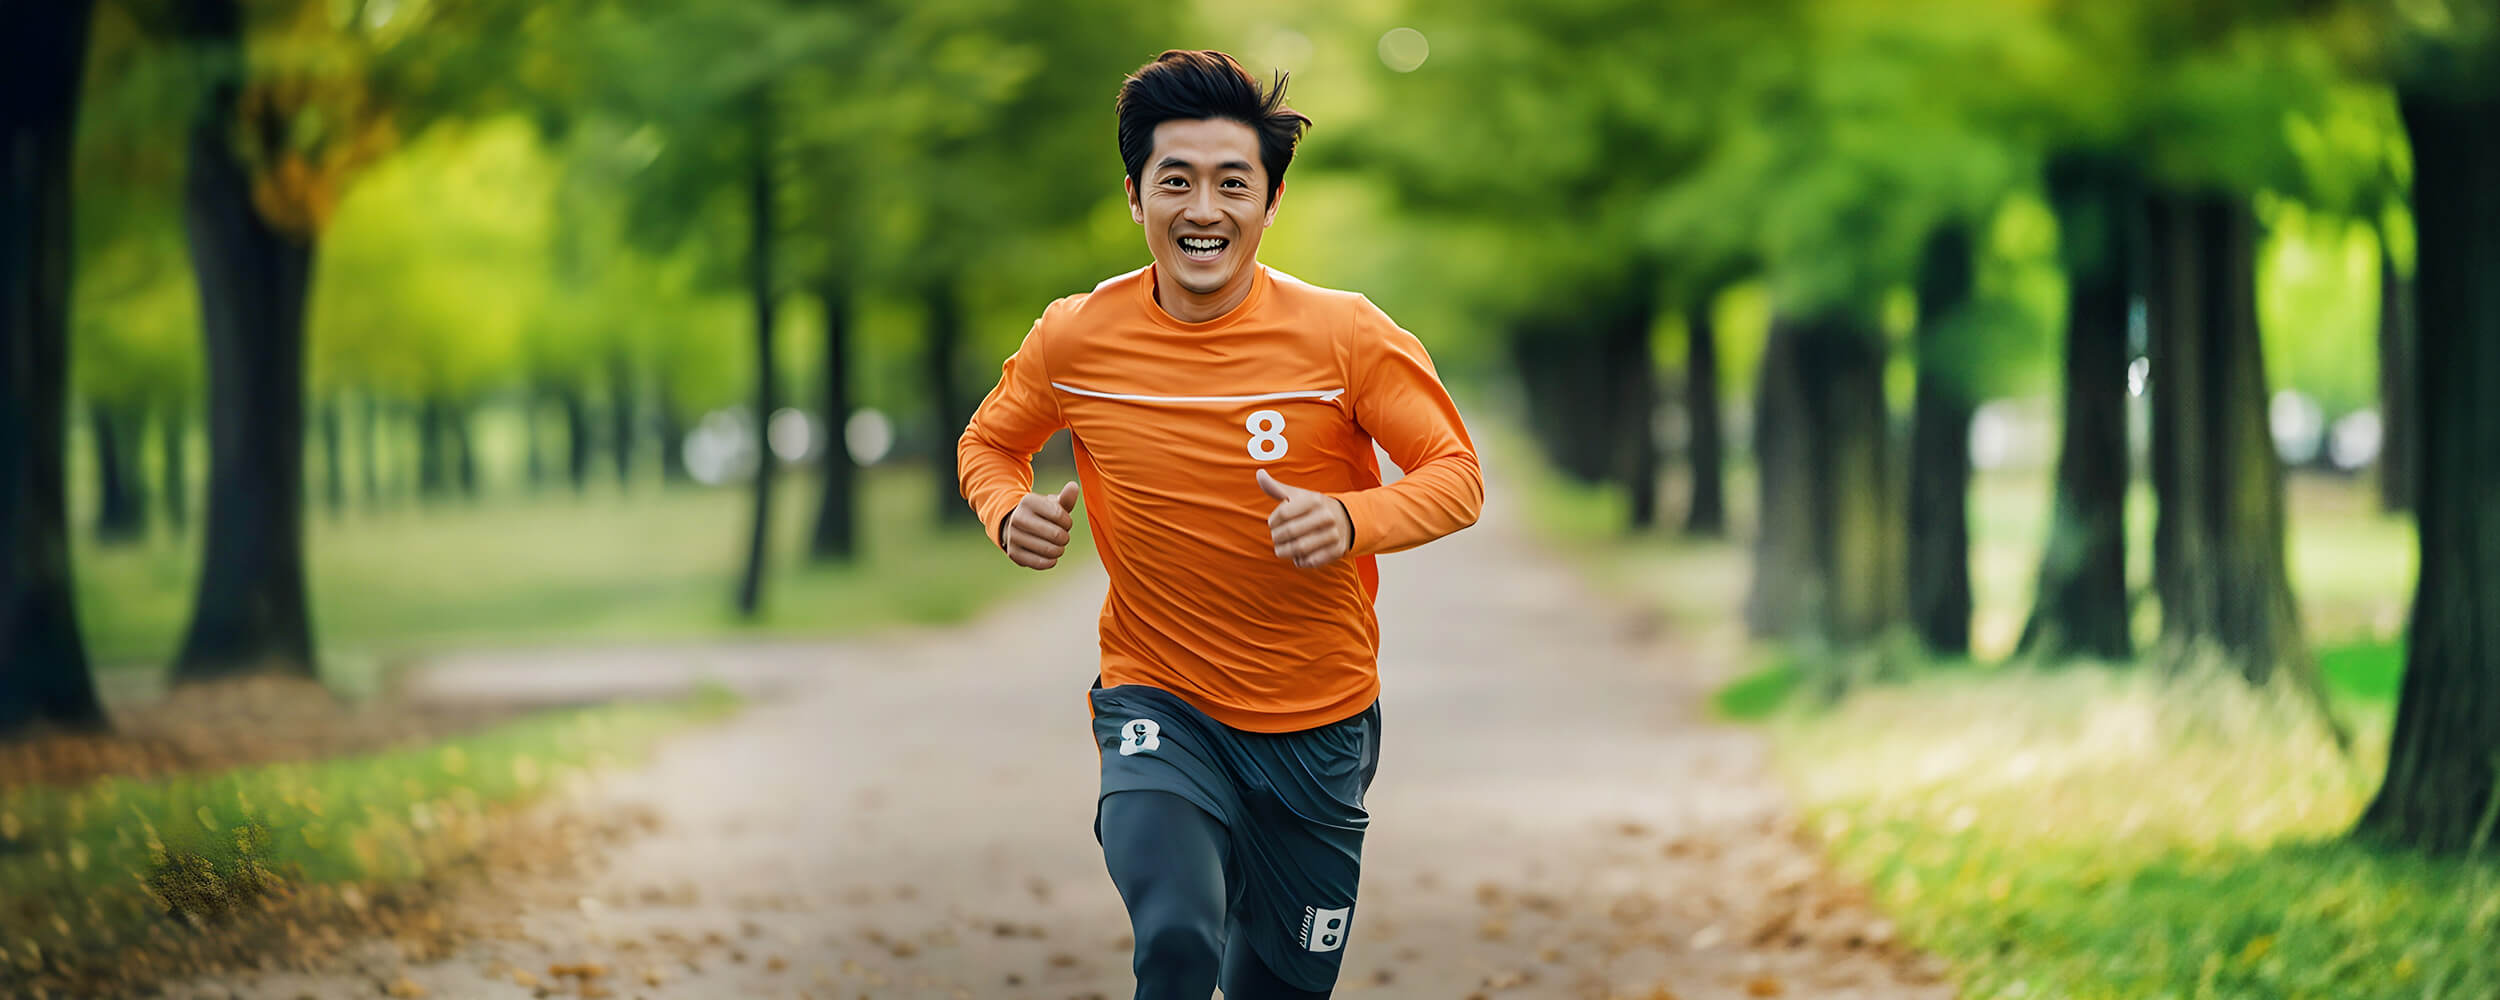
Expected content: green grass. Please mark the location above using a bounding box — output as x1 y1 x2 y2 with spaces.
72 463 1068 694
1507 426 2484 999
1777 668 2498 1000
0 688 738 972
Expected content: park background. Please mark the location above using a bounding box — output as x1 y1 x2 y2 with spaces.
3 0 2497 997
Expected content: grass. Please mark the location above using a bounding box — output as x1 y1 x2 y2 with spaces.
72 463 1071 695
0 687 738 977
1509 430 2493 1000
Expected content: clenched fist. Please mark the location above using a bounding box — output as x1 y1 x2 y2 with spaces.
1257 469 1352 569
1001 481 1082 570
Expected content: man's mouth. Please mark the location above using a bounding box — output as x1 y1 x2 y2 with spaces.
1177 235 1229 261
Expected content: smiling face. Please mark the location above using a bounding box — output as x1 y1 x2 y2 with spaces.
1126 117 1282 322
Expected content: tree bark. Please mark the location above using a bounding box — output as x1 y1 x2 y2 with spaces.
736 126 777 617
1747 318 1818 638
1683 300 1727 538
1808 315 1902 644
810 280 859 562
417 396 451 499
609 353 636 488
318 395 346 515
2147 191 2318 701
92 404 146 543
2357 85 2500 854
450 400 477 498
656 389 688 484
1909 221 1978 656
561 385 593 493
2022 157 2136 661
2376 230 2416 513
1609 291 1661 531
358 393 382 507
925 280 967 526
523 387 548 489
163 404 190 530
0 0 108 734
171 0 319 682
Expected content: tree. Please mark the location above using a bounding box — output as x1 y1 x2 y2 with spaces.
1 0 110 735
2353 10 2500 855
1907 221 1979 655
2018 154 2136 662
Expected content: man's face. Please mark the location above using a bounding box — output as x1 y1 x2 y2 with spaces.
1127 117 1281 301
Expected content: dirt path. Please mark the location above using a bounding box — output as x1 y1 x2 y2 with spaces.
185 476 1952 1000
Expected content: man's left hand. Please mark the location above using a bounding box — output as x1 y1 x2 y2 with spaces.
1256 468 1352 569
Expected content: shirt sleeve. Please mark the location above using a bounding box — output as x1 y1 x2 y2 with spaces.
1331 298 1484 557
957 310 1066 549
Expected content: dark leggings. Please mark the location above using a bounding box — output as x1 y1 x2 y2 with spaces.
1099 790 1332 1000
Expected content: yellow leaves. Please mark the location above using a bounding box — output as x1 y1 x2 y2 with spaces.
1745 976 1786 996
2237 934 2273 963
196 806 222 832
384 974 427 997
1 811 20 839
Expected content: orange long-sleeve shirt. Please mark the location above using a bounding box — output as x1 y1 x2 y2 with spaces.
959 264 1483 732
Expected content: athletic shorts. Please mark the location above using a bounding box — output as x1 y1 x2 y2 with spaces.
1089 681 1383 991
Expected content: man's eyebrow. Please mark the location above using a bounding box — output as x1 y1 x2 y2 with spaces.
1154 157 1257 172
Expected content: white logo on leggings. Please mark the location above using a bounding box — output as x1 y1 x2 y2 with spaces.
1300 905 1351 952
1118 718 1161 756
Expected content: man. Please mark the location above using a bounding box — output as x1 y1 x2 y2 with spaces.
957 49 1482 998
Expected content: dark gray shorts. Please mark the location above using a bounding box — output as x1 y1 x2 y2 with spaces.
1089 682 1383 990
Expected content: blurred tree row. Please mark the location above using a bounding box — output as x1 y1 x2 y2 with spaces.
2 0 1171 724
1349 0 2492 854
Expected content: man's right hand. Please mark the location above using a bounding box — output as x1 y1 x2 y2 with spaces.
1001 481 1082 570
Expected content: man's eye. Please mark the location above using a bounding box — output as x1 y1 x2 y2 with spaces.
1161 177 1186 187
1222 178 1247 188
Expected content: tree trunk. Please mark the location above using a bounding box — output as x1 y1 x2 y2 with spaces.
523 388 546 489
0 0 108 734
163 404 190 530
1747 318 1819 638
1609 292 1661 531
417 396 450 499
811 280 859 562
92 403 146 543
2022 158 2136 661
2357 85 2500 854
609 353 635 488
2376 230 2416 513
925 280 967 527
171 0 318 682
358 393 382 507
450 401 477 498
736 127 777 617
319 395 346 515
2148 191 2320 702
1808 315 1902 644
1908 221 1978 656
1683 300 1727 538
656 381 688 484
561 385 593 493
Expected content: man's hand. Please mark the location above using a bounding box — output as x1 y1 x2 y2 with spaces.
1002 481 1082 570
1257 469 1352 569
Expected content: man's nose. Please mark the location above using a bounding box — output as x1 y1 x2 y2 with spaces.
1183 189 1221 225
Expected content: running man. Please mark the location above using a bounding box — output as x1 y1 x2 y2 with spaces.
957 49 1482 998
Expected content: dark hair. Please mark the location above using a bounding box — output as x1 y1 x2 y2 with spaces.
1116 50 1312 205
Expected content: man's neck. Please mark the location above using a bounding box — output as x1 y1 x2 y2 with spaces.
1153 264 1258 324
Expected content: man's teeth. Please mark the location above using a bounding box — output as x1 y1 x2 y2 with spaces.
1179 237 1226 255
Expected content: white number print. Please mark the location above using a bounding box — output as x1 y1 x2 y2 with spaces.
1245 409 1289 461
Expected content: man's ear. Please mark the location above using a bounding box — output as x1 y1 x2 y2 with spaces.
1263 180 1286 228
1126 175 1144 225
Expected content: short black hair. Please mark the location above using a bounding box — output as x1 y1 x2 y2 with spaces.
1115 50 1312 205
